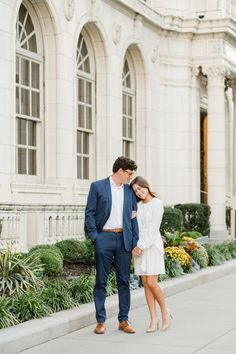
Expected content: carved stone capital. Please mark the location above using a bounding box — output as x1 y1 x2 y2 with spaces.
203 66 227 79
112 23 122 45
64 0 75 21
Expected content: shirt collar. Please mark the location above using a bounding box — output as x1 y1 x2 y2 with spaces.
110 176 124 188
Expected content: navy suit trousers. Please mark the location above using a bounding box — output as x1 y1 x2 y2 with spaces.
94 231 131 323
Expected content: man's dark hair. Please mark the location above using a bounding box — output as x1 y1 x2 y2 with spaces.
112 156 138 173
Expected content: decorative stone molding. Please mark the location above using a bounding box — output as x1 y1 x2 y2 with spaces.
64 0 75 21
134 13 143 38
112 23 122 45
226 79 236 100
151 45 158 63
191 66 200 78
203 66 227 79
91 0 101 15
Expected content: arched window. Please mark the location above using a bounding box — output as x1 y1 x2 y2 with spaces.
16 3 42 176
76 32 95 180
122 54 136 158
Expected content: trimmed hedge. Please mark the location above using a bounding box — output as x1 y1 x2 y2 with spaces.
175 203 211 236
160 207 183 235
29 248 63 276
55 239 94 264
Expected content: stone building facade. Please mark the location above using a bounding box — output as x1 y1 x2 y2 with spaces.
0 0 236 250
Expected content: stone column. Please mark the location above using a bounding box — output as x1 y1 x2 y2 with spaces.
205 66 227 239
191 66 201 201
230 82 236 197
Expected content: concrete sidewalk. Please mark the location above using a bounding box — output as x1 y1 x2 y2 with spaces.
1 260 236 354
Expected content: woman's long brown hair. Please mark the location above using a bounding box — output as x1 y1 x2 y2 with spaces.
130 176 157 200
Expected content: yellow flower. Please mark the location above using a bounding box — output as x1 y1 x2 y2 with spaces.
165 246 192 267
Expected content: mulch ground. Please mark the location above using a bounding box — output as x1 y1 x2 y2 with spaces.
61 262 94 277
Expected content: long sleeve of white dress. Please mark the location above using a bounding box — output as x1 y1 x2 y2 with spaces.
137 198 164 251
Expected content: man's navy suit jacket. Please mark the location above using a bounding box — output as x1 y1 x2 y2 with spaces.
85 177 139 252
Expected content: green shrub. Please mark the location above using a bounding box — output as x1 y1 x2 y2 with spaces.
29 244 63 260
70 273 95 304
162 231 184 247
11 290 51 322
30 248 63 276
215 242 232 261
159 273 170 281
160 207 183 235
180 231 203 239
0 251 43 296
204 244 225 266
190 246 209 268
175 203 211 235
55 239 94 264
164 254 184 278
0 297 19 329
42 279 76 312
227 241 236 258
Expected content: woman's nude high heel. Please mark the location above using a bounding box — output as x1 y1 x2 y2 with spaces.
161 308 173 331
146 321 159 333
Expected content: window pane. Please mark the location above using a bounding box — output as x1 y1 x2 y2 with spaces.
16 87 20 114
123 141 130 158
86 81 91 104
25 14 34 35
86 107 92 129
32 91 40 117
28 149 36 175
31 62 39 89
77 131 82 153
77 156 82 179
128 118 133 139
84 58 90 73
78 78 84 102
17 118 27 145
29 33 37 53
18 148 27 174
128 96 132 116
122 117 126 137
28 120 36 146
21 88 30 115
83 133 89 154
78 105 84 127
83 157 89 179
21 58 30 86
81 41 87 58
16 57 19 84
122 94 126 114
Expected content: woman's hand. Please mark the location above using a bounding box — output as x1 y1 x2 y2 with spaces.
132 246 143 257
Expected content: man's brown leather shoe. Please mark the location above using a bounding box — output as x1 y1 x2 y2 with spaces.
94 322 106 334
118 320 135 334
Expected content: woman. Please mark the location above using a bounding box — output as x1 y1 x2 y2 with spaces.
130 176 172 332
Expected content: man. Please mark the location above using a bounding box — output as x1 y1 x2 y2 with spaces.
85 156 139 334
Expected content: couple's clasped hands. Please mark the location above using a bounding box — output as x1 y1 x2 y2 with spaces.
132 246 142 257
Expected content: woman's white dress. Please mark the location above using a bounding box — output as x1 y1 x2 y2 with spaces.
134 198 165 275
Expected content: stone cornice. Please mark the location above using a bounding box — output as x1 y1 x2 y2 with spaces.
114 0 236 41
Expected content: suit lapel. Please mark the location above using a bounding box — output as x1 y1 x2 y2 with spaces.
123 184 128 218
105 177 112 213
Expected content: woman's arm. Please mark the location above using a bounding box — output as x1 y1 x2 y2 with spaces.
137 199 164 250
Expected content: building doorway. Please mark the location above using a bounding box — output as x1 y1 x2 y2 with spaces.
200 111 208 204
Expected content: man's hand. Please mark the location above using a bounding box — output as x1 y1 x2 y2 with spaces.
132 246 142 257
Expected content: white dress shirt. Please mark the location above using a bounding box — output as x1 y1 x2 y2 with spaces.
103 176 124 229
